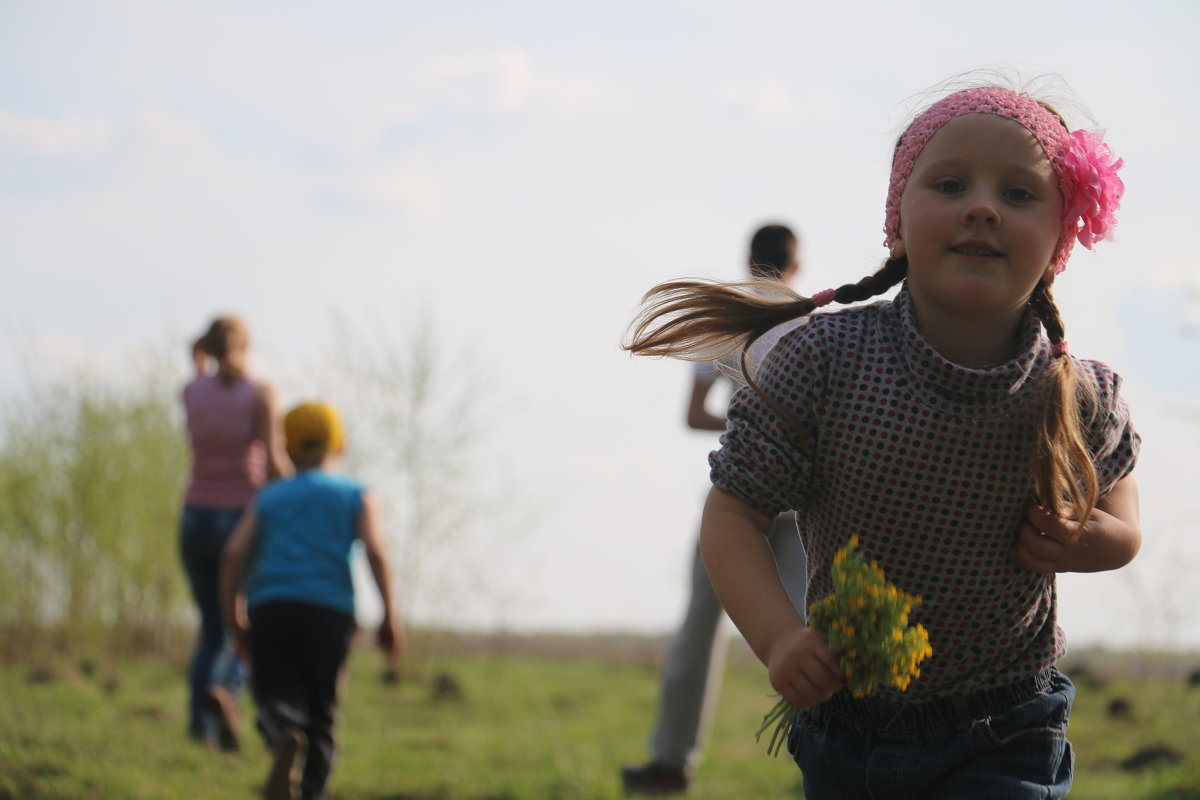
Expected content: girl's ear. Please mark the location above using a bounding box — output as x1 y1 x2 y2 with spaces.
890 238 906 261
1042 262 1057 285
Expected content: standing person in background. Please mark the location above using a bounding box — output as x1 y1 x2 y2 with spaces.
181 315 292 751
221 400 404 800
621 224 809 795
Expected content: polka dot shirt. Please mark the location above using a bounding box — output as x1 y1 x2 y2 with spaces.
709 287 1139 701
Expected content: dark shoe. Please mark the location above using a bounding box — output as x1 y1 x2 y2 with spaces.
205 686 241 752
621 760 689 795
263 727 307 800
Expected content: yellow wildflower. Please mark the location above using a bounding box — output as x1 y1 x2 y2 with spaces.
756 536 934 755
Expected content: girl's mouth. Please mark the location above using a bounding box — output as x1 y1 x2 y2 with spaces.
950 244 1001 258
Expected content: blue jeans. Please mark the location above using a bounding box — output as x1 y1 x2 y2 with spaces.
179 505 249 740
788 669 1075 799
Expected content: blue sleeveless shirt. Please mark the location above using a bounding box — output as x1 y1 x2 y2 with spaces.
246 470 364 616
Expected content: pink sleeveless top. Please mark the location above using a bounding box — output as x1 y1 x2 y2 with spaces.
183 375 267 509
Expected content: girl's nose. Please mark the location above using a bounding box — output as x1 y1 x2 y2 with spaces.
961 197 1000 227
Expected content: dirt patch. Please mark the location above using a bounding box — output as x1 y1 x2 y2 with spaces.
1119 744 1186 772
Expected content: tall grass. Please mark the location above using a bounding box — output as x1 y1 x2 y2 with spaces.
0 355 190 659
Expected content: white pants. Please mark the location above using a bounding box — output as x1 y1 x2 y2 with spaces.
648 511 807 768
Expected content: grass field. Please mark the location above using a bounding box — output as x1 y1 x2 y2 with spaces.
2 632 1198 799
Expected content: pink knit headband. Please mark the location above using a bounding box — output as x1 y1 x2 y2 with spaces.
883 86 1124 275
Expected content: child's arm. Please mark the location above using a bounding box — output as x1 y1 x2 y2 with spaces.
220 509 261 662
700 487 844 709
686 373 726 431
252 382 294 481
1013 475 1141 574
359 491 405 663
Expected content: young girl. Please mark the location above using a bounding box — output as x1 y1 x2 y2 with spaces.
625 83 1140 798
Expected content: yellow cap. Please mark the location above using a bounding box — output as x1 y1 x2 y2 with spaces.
284 401 345 460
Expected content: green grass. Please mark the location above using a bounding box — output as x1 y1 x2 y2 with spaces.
1 637 1197 799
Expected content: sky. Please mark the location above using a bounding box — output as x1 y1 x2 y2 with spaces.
3 1 1199 650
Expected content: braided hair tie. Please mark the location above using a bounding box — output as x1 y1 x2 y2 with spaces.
1051 341 1070 359
811 289 837 308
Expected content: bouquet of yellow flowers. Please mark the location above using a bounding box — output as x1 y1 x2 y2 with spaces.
757 536 933 755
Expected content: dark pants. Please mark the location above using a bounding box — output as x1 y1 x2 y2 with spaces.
249 600 356 800
179 505 248 739
788 669 1076 799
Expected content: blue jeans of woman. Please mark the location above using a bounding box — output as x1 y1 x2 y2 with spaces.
787 669 1075 799
179 504 249 740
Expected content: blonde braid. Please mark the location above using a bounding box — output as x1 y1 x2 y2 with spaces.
1028 281 1099 526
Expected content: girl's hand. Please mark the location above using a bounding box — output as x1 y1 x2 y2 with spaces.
1013 479 1141 574
1012 504 1079 573
766 624 846 709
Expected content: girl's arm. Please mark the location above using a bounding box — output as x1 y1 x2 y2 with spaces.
700 487 844 708
359 492 405 663
1013 474 1141 574
253 382 294 481
686 374 726 431
220 509 261 662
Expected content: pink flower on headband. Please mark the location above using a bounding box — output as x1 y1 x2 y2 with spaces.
1060 129 1124 250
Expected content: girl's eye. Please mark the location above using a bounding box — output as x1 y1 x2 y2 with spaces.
1005 188 1035 202
933 179 963 193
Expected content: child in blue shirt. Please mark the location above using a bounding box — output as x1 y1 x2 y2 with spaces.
221 401 404 800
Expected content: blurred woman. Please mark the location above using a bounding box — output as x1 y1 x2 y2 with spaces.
180 315 291 750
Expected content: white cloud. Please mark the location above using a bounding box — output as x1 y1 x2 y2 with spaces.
719 81 844 125
329 154 449 218
419 46 610 116
426 47 536 115
318 47 611 211
0 108 113 159
129 108 219 157
721 80 800 121
334 46 613 159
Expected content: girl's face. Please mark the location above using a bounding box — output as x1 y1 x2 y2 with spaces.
893 114 1063 322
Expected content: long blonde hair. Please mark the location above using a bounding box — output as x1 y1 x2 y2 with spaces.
623 256 1101 525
